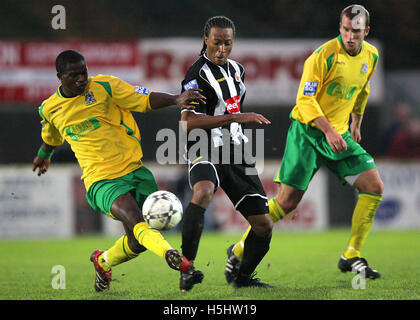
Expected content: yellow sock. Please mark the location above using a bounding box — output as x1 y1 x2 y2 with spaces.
97 253 111 272
232 226 251 260
98 234 139 271
133 222 171 259
268 197 286 222
232 197 285 260
344 193 382 259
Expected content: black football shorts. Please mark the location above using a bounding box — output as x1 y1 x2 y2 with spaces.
188 159 268 217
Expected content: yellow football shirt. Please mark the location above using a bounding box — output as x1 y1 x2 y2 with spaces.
38 74 152 191
291 35 379 134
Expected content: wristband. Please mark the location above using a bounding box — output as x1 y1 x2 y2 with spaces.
37 146 54 159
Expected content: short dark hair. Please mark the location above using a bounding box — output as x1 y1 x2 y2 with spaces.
200 16 236 56
341 4 370 29
55 50 85 73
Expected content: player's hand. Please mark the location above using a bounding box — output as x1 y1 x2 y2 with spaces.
234 112 271 125
350 123 362 143
176 88 206 110
32 156 50 176
325 130 347 154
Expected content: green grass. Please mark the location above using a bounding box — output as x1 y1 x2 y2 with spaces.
0 229 419 300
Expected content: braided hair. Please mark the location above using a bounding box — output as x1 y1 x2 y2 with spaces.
200 16 236 56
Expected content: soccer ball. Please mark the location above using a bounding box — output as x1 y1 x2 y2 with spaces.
142 190 183 231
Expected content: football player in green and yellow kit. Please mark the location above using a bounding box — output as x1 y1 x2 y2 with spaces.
32 50 206 292
225 4 384 282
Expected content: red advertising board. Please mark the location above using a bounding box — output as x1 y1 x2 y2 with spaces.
0 39 384 105
0 40 138 103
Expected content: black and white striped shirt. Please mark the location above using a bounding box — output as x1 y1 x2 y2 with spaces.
181 54 248 149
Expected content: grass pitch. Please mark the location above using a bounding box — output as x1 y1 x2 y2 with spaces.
0 229 419 300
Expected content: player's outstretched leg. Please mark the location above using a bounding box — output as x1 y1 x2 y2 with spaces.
110 193 203 286
89 232 145 292
178 184 213 291
225 197 286 284
230 213 274 289
339 187 383 279
165 249 195 273
179 202 206 291
132 222 196 273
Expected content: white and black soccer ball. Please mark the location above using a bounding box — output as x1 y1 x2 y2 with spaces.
142 190 183 231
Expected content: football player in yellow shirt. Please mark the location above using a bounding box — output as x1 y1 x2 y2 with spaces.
225 4 384 282
32 50 206 292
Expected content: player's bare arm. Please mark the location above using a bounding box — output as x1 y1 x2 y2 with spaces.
32 142 56 176
313 116 347 154
181 111 270 130
149 88 206 110
350 113 363 143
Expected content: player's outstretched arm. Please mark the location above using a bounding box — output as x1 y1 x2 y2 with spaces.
149 89 206 110
233 112 271 125
32 143 55 176
181 111 270 131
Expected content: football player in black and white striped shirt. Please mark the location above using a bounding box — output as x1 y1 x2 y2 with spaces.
179 16 273 291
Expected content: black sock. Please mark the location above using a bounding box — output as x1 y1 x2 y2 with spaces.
237 229 271 280
181 203 206 261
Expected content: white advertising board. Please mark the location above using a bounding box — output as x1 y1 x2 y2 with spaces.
373 162 420 229
0 166 75 238
209 163 328 232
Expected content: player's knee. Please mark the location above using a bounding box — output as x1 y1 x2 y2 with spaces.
355 169 384 195
192 184 214 207
250 215 273 238
358 177 384 195
373 180 384 195
276 185 304 214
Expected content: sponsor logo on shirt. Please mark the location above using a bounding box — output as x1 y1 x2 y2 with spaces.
183 79 199 90
134 86 150 95
361 62 368 74
85 91 96 105
225 96 241 114
303 81 318 96
65 116 101 141
235 72 241 82
326 81 357 100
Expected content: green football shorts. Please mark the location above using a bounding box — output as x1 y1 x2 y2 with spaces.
86 165 158 219
274 120 376 191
